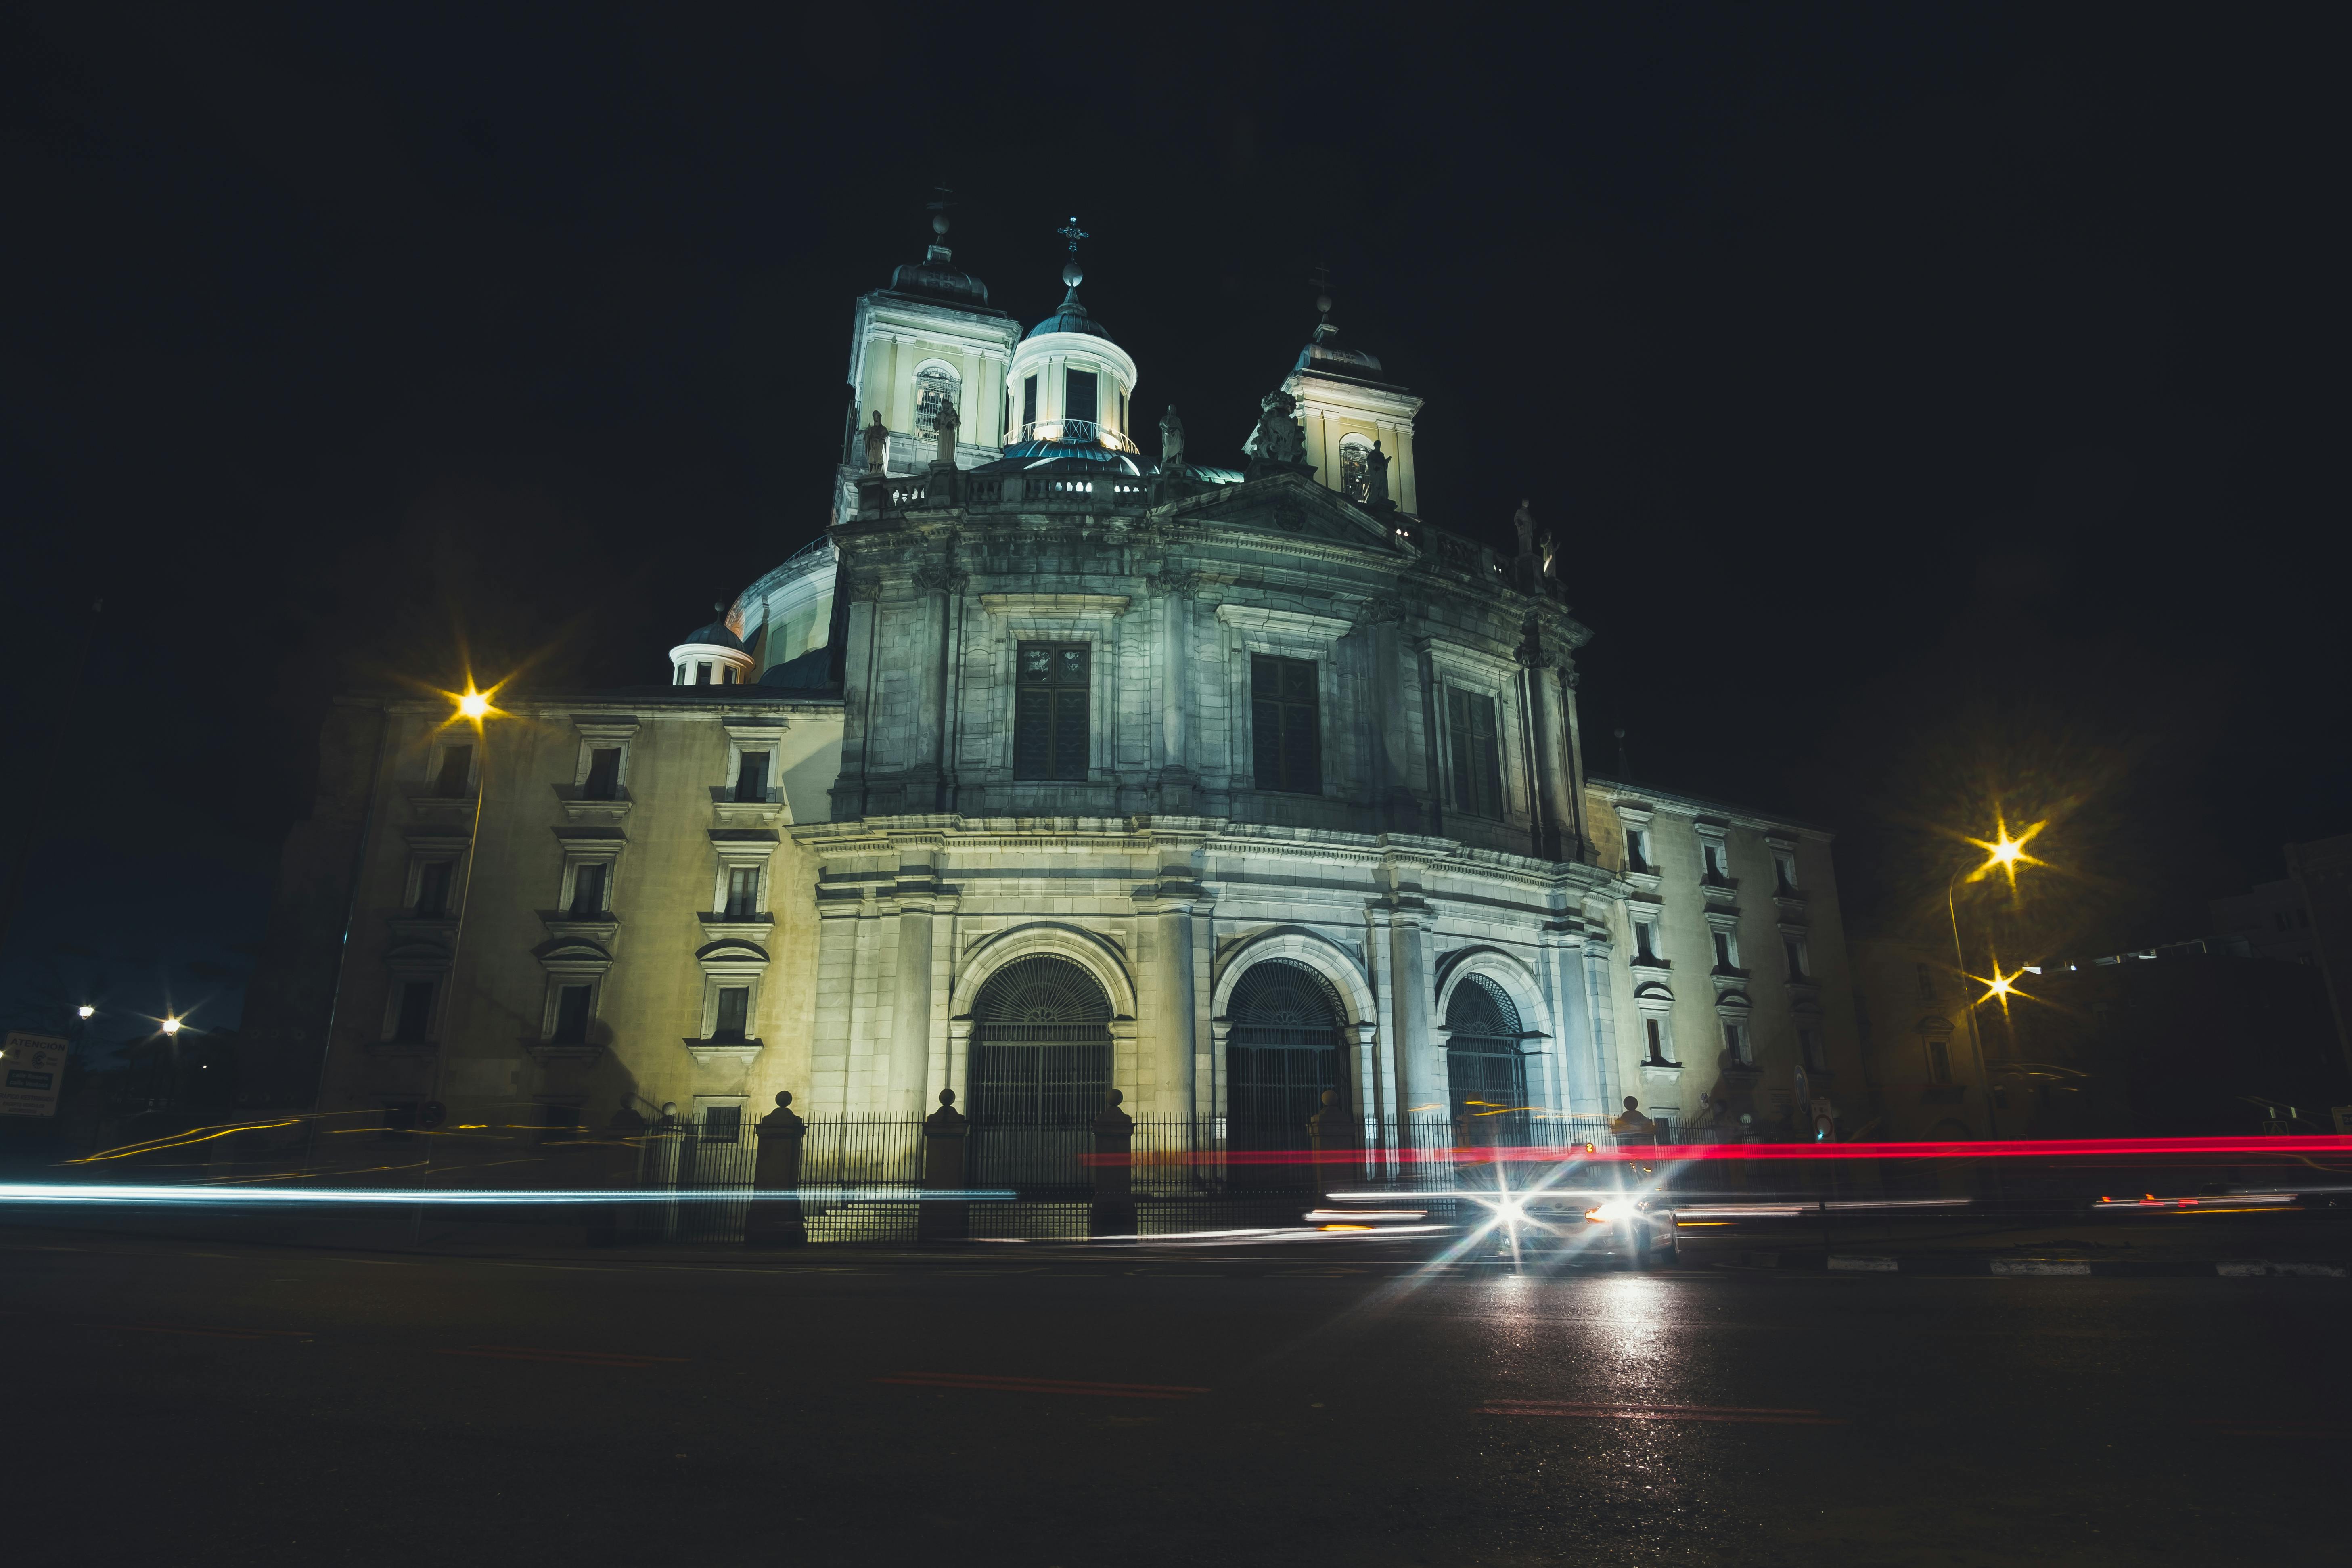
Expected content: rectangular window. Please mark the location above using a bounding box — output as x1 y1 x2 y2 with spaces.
1117 387 1127 431
1022 373 1038 427
1914 962 1936 1001
1711 930 1735 969
435 745 473 798
1443 687 1504 818
1065 368 1098 423
1634 919 1660 961
1624 827 1649 874
1644 1017 1669 1065
1774 854 1798 895
702 1104 744 1144
734 750 770 803
569 863 607 918
536 1101 580 1142
1702 842 1727 880
393 980 434 1042
1926 1038 1952 1084
1800 1028 1826 1073
725 867 760 919
415 860 453 918
1785 937 1809 981
1013 642 1090 781
695 662 712 685
1250 655 1322 795
713 986 750 1042
551 984 592 1045
1725 1021 1750 1063
583 747 622 801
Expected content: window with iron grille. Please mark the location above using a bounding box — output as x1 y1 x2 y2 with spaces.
700 1104 744 1144
1014 643 1090 781
1226 960 1343 1149
1251 655 1322 795
969 955 1112 1126
1444 976 1528 1140
1444 687 1504 818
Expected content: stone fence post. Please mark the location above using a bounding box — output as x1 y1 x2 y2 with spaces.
745 1091 807 1247
1308 1088 1360 1206
918 1089 969 1242
587 1102 648 1248
1091 1089 1136 1241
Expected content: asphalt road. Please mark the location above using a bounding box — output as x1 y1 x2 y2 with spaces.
6 1227 2343 1567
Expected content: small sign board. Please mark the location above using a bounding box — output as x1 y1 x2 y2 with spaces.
2331 1105 2352 1137
0 1032 70 1118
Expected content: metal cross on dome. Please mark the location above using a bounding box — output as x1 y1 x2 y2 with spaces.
1057 216 1088 256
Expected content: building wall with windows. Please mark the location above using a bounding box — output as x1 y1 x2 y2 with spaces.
314 688 846 1137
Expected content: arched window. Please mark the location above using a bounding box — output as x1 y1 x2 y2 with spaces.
913 362 963 442
1226 960 1343 1149
1444 974 1528 1142
969 955 1112 1126
1338 434 1374 502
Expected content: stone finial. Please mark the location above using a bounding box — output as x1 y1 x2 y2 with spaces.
660 1101 678 1116
1322 1089 1342 1107
775 1090 793 1109
1624 1095 1640 1112
1105 1088 1124 1107
926 1087 968 1136
938 1088 956 1107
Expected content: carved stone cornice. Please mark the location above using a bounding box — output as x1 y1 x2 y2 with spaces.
911 565 969 596
1146 568 1203 599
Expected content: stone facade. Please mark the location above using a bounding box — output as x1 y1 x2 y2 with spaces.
292 222 1864 1145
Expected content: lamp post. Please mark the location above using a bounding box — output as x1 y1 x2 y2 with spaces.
1947 824 2041 1140
433 687 497 1117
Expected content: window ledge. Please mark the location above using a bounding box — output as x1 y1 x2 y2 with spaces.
539 913 621 944
404 790 477 829
527 1042 605 1068
364 1038 438 1059
554 785 634 825
711 798 788 829
385 915 459 945
698 913 774 941
1624 869 1663 893
1638 1059 1684 1077
684 1036 765 1066
1630 955 1672 975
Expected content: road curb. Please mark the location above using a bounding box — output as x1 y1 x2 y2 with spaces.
1761 1252 2351 1278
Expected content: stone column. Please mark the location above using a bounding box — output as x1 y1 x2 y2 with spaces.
1580 942 1623 1118
917 1089 969 1241
889 863 937 1124
1528 664 1578 863
1090 1089 1136 1240
1387 911 1438 1121
745 1091 807 1246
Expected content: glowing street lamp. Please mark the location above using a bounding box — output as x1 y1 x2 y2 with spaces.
160 1016 182 1037
1947 816 2048 1139
456 689 491 721
77 1004 95 1020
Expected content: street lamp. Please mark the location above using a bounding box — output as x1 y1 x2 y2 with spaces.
77 1004 94 1020
1947 817 2046 1139
160 1016 182 1036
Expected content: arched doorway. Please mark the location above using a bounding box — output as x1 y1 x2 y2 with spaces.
1445 974 1529 1145
969 954 1113 1125
1226 959 1345 1150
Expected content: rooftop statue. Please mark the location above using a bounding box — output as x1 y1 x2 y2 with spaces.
1540 528 1559 581
1513 498 1535 558
862 410 889 474
1160 404 1185 472
932 394 960 469
1243 389 1305 466
1364 439 1390 506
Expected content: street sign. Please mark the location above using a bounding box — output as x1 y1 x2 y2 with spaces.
0 1031 70 1118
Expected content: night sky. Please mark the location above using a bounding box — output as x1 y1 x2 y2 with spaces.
3 4 2342 1043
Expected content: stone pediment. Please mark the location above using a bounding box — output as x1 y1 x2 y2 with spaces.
1161 472 1395 548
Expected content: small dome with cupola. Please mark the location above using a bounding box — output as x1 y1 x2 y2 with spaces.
668 605 756 687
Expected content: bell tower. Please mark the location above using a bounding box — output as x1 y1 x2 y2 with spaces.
837 198 1021 523
1281 276 1424 516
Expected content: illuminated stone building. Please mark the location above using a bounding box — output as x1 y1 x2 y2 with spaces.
287 216 1862 1151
